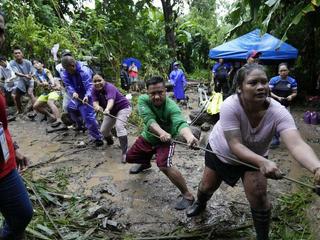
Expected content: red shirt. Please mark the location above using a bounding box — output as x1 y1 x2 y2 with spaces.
0 94 16 179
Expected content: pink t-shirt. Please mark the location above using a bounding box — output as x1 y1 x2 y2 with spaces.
208 95 296 165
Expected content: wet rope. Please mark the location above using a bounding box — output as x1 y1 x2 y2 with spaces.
189 85 211 126
189 98 209 126
76 97 319 194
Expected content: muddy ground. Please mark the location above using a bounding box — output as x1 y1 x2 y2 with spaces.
9 90 320 239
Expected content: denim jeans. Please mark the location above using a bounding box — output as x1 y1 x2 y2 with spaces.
0 169 33 239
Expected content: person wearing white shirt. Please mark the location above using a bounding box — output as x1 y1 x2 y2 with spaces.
0 56 17 98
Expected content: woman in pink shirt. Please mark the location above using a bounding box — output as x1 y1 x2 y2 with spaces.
187 64 320 240
128 62 138 91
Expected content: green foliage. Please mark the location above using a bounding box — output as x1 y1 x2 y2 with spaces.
5 0 320 93
15 169 121 240
187 68 211 83
270 188 314 240
223 0 320 93
128 95 143 132
0 0 223 82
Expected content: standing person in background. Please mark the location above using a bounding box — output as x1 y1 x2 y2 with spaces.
128 62 138 91
169 62 187 103
120 63 130 91
92 74 131 163
61 55 104 146
269 63 297 108
269 63 297 148
0 10 33 240
246 50 261 64
10 47 35 115
211 58 232 97
228 51 261 97
32 60 62 127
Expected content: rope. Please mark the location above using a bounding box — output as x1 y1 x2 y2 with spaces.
75 97 319 193
189 98 210 126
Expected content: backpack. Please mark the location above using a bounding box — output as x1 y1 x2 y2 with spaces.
215 64 228 80
206 91 223 115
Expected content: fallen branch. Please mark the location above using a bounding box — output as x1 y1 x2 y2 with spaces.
46 191 80 200
207 223 253 239
24 154 65 171
23 148 89 171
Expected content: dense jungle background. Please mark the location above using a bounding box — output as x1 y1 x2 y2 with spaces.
1 0 320 95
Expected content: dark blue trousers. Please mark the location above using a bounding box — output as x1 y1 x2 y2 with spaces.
67 103 102 140
0 169 33 239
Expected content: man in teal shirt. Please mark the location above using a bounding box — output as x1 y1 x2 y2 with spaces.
126 76 198 210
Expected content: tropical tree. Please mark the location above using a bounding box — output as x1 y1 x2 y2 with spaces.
225 0 320 93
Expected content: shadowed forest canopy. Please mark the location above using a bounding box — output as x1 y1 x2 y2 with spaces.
1 0 320 93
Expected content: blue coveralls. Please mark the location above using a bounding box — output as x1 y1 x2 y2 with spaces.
61 62 102 140
169 69 187 100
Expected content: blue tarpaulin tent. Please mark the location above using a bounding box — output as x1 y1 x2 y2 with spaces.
209 29 298 61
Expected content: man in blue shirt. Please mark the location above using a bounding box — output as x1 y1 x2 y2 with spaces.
211 58 232 96
61 56 103 146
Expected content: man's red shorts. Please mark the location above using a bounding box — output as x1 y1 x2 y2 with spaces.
126 136 175 168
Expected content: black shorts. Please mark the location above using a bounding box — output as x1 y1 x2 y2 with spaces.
205 144 258 187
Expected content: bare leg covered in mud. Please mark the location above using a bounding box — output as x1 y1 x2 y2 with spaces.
47 99 62 123
126 136 195 210
33 101 56 120
159 166 194 210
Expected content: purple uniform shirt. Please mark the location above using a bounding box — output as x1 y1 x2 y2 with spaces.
92 82 130 116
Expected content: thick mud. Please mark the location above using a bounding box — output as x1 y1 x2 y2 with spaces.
9 97 320 239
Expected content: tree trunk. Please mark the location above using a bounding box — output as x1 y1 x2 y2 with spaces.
160 0 177 57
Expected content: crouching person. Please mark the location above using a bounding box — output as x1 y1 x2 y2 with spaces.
126 76 199 210
32 60 62 127
92 74 131 163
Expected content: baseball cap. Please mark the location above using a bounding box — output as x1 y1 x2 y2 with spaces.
173 61 180 66
61 49 72 57
246 50 261 60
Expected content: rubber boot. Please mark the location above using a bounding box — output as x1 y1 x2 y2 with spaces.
119 136 128 163
186 189 213 217
251 208 271 240
105 135 114 145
